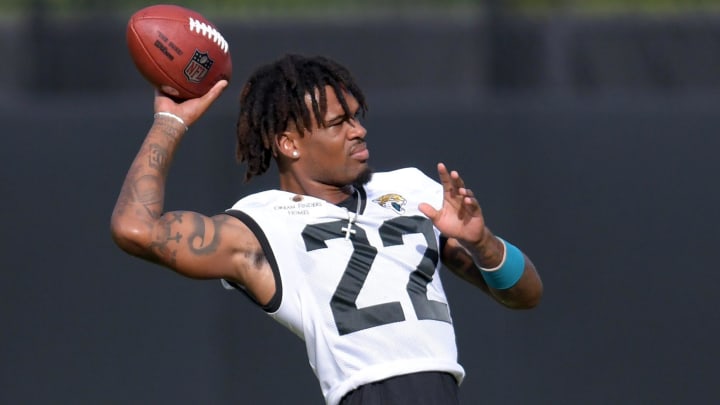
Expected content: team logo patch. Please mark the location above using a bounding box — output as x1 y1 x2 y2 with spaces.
373 193 406 214
184 50 214 83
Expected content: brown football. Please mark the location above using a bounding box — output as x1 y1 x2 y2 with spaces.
126 4 232 100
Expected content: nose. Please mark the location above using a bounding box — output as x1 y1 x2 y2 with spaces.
348 118 367 139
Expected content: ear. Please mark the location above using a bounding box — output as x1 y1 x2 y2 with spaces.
276 130 299 159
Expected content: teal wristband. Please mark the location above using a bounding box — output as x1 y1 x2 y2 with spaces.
479 238 525 290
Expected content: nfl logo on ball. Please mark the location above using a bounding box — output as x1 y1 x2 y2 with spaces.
184 50 214 83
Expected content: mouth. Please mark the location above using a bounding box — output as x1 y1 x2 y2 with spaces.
350 143 370 161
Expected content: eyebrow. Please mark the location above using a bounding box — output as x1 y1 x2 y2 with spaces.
325 103 361 126
325 113 346 126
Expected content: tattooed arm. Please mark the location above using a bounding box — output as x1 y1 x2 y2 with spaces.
110 81 276 304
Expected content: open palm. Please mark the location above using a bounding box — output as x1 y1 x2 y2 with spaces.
419 163 488 245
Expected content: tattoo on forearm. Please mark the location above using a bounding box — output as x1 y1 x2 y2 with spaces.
115 121 181 221
149 143 169 172
132 174 163 219
114 152 166 220
154 119 184 141
114 188 131 218
113 165 141 217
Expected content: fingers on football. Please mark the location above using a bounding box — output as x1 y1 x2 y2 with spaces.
201 80 228 103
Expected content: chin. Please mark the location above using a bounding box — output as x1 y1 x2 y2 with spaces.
353 166 374 187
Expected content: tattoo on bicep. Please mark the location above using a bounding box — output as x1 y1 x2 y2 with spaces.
187 214 224 255
243 250 266 269
149 212 184 266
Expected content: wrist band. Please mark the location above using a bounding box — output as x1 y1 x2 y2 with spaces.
154 112 188 131
478 237 525 290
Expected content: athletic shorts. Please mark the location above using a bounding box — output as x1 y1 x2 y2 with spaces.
339 371 460 405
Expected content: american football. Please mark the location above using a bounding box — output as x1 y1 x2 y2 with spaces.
126 4 232 100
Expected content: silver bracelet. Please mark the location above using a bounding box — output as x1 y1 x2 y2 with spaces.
154 112 188 131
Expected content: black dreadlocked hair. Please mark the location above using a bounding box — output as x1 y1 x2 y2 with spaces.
235 54 368 182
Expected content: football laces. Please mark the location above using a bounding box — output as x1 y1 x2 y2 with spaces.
188 17 229 54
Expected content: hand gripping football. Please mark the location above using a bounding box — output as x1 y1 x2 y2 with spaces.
126 4 232 100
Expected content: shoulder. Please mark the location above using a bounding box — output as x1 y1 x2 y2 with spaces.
365 167 442 212
228 190 296 211
369 167 438 189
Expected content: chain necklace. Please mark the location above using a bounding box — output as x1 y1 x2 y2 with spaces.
341 188 362 240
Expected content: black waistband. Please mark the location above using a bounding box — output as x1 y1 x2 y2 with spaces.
340 371 459 405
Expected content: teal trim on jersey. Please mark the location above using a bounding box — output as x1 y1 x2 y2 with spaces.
480 238 525 290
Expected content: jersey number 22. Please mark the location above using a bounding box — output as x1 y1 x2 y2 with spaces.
302 216 451 335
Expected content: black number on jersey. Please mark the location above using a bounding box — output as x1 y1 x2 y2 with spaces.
302 216 451 335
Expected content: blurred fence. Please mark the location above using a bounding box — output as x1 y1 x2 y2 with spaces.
3 5 720 101
3 0 720 14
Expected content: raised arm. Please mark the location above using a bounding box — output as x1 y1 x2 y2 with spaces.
110 81 275 303
418 163 543 309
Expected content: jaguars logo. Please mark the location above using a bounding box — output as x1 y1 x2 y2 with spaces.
373 193 407 214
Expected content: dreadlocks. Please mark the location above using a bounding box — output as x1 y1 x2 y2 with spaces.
235 54 368 182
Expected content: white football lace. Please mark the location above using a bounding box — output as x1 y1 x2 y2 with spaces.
188 17 229 53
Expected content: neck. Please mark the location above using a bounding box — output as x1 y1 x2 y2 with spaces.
279 173 354 205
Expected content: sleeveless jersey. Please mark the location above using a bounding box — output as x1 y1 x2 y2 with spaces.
223 168 465 405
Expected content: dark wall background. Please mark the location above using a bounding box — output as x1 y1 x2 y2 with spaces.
1 8 719 405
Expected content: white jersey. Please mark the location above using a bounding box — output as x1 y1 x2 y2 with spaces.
224 168 465 405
